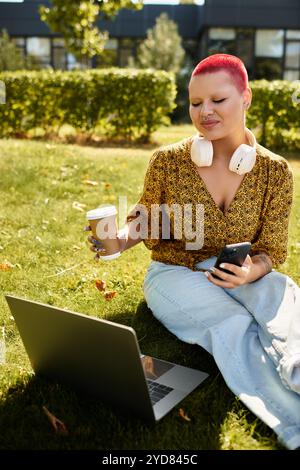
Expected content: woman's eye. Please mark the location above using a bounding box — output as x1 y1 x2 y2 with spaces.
213 98 226 103
191 103 201 107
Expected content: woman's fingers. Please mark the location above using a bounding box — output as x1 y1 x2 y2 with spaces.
84 227 106 260
205 266 243 287
87 235 102 247
89 245 105 253
204 270 235 288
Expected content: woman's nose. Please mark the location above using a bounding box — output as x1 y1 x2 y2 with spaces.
200 101 214 117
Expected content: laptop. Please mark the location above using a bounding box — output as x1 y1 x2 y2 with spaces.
5 295 209 422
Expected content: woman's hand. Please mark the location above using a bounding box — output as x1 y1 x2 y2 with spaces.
204 254 253 288
85 226 128 260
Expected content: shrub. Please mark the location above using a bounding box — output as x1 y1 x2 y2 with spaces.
0 29 41 71
133 13 185 75
0 68 176 141
247 80 300 150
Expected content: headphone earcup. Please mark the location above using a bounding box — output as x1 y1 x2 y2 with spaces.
229 144 256 175
191 135 214 167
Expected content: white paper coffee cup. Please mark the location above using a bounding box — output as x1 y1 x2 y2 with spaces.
86 205 121 260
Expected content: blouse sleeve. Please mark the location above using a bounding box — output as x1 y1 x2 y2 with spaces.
126 149 165 250
251 161 294 267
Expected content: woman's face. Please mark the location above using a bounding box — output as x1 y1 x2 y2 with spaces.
188 70 251 140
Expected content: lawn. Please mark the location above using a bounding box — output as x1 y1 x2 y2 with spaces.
0 125 300 450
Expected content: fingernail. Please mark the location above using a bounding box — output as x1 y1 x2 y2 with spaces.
219 263 225 268
204 271 209 277
210 267 216 272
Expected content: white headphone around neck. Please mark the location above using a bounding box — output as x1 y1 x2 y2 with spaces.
191 128 257 175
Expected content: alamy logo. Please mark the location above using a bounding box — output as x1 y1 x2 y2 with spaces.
95 199 205 251
0 81 6 104
292 80 300 104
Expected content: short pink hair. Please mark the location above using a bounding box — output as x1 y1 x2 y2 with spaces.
191 54 248 93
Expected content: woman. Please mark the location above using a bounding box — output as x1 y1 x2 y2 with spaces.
87 54 300 449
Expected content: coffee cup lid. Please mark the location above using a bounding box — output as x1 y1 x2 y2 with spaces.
86 205 117 220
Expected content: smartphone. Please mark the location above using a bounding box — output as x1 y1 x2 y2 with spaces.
211 242 252 280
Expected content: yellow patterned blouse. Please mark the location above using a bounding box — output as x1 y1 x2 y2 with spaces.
127 136 294 271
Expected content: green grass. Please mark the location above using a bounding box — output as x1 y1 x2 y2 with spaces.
0 125 299 450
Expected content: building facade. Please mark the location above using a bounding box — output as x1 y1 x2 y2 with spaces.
0 0 299 80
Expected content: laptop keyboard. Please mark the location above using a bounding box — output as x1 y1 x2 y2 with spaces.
146 379 173 405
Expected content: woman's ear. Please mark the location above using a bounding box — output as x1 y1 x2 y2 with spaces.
243 87 252 110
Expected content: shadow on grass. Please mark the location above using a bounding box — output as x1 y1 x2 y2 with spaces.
10 134 160 150
0 301 244 450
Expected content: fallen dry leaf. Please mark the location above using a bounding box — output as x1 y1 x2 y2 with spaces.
83 179 98 186
101 182 112 189
42 406 69 435
104 291 118 301
0 262 14 271
72 201 87 212
178 408 191 422
95 279 106 292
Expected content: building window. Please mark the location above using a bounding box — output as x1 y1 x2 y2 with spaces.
284 31 300 81
11 37 26 57
286 30 300 40
27 37 51 67
66 53 91 70
255 29 284 58
285 42 300 69
96 39 118 67
182 39 198 61
207 28 236 56
255 58 282 80
119 38 136 67
284 70 299 80
52 38 67 69
66 53 76 70
209 28 235 40
255 30 284 79
236 29 255 79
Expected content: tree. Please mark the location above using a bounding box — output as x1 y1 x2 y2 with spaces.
134 13 185 74
0 30 40 71
40 0 143 62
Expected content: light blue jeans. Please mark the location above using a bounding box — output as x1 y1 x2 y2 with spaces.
143 256 300 450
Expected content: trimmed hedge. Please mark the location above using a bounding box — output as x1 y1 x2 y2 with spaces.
0 72 299 149
248 80 300 150
0 68 176 141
